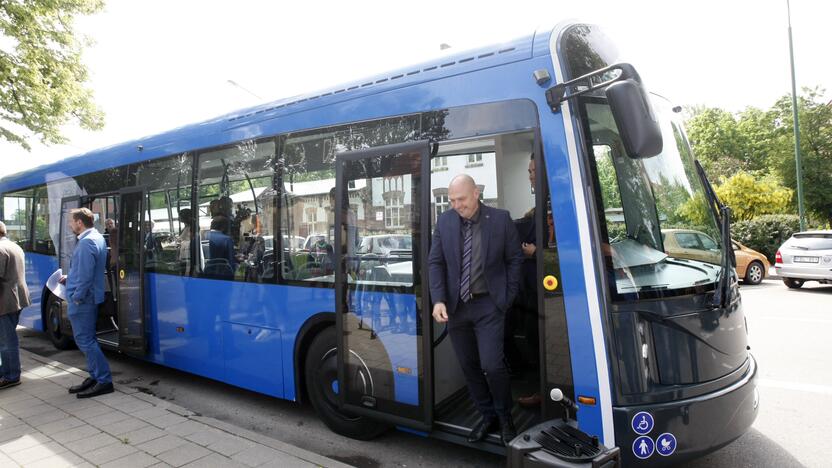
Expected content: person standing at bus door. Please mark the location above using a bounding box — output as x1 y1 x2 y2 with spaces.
515 154 544 408
0 221 31 390
429 174 524 446
177 208 192 275
204 215 236 279
60 208 113 398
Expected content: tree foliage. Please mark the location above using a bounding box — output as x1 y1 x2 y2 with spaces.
685 87 832 225
715 172 792 221
0 0 104 150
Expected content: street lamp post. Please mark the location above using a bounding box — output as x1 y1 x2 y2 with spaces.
787 0 806 231
227 79 262 100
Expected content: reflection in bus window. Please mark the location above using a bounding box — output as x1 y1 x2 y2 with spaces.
196 141 276 283
135 154 193 275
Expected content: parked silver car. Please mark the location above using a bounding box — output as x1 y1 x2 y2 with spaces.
775 230 832 288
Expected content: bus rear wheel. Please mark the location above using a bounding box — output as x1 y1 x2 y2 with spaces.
304 326 387 440
46 294 75 350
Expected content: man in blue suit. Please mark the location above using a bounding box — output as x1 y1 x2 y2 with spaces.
62 208 113 398
429 174 524 445
204 215 237 279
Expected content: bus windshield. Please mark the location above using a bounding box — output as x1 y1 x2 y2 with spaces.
583 96 723 298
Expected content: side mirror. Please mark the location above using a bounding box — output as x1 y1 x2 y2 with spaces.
605 79 663 158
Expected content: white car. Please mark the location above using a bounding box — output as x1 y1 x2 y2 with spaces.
775 230 832 288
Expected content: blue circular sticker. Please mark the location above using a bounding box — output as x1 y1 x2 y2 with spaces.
656 433 677 456
631 411 654 435
632 436 655 459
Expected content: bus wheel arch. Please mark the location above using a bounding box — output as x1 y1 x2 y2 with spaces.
296 315 387 440
43 291 75 350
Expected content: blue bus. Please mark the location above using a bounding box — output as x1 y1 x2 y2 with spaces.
0 22 757 466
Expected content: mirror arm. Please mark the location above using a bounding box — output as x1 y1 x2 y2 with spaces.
545 62 640 112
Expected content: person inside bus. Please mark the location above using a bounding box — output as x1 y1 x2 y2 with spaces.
143 220 156 261
513 154 544 408
177 208 193 275
204 215 237 279
429 174 524 446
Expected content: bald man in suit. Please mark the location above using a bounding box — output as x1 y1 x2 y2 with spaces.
429 174 523 446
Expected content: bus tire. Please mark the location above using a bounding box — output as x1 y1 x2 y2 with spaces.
45 294 75 350
304 326 387 440
783 278 804 289
743 261 764 285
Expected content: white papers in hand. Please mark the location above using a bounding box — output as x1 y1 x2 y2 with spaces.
46 269 67 301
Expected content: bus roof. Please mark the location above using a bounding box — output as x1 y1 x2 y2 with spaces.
0 27 559 193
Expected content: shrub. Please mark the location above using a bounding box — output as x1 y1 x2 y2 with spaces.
731 214 801 262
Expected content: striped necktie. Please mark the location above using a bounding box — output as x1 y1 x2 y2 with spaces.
460 219 473 303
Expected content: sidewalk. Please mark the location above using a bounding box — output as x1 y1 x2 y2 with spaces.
0 350 353 468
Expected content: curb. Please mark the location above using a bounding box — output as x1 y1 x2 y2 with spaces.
23 349 353 468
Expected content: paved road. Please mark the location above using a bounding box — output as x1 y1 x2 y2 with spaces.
18 279 831 467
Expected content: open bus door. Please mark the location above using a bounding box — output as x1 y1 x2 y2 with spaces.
116 188 148 356
333 141 433 430
58 197 81 274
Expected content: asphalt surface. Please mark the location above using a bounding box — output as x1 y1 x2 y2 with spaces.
17 279 832 467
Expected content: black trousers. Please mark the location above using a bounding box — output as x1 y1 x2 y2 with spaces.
448 295 512 420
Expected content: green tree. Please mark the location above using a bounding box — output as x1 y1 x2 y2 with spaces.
715 172 793 221
0 0 104 150
770 87 832 225
685 108 752 181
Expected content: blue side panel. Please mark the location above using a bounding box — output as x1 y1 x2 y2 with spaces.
222 322 282 397
18 304 42 330
144 274 225 382
18 253 59 331
349 289 419 406
534 83 607 438
143 275 334 401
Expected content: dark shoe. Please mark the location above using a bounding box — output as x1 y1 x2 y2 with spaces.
500 417 517 446
76 382 114 399
518 393 542 408
69 377 96 394
467 416 498 443
0 378 20 389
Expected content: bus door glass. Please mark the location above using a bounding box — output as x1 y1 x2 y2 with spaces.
58 197 80 274
334 141 432 429
116 188 148 356
536 153 574 420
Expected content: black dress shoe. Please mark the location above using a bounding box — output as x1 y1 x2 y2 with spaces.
68 377 96 394
467 417 498 443
500 417 517 446
0 378 20 389
77 382 114 399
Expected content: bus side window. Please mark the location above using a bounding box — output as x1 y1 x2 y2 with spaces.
196 140 277 283
135 154 193 276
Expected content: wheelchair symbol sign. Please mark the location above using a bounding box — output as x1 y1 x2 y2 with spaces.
631 411 654 435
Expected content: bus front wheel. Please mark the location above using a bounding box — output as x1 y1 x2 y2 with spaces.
304 326 387 440
46 294 75 350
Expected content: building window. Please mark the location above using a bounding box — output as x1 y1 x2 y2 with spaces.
431 156 448 172
434 195 449 221
385 195 403 228
466 153 483 167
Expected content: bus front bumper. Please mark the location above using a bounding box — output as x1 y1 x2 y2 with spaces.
612 354 758 467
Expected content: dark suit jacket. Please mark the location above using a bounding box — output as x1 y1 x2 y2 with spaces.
429 204 523 315
206 231 236 265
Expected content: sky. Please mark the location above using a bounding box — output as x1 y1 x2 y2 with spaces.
1 0 830 179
